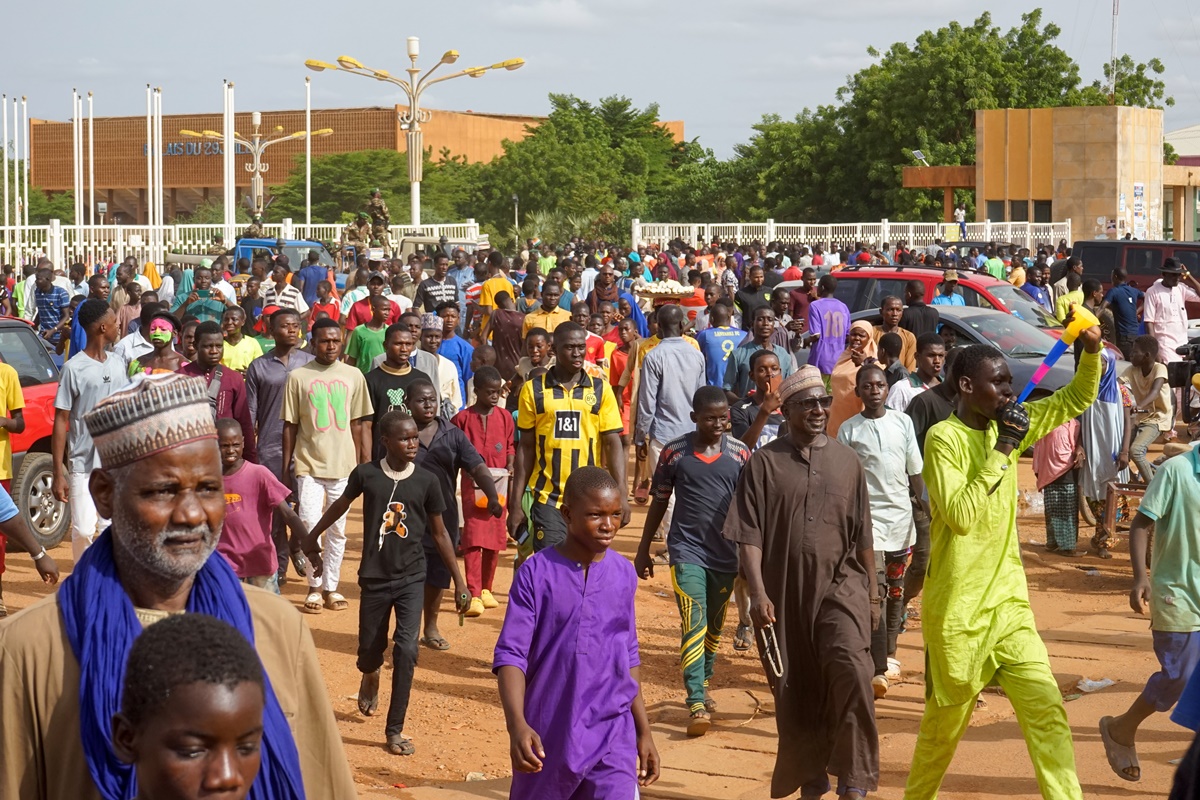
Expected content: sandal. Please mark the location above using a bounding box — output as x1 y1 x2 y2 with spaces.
290 549 309 577
633 480 650 505
733 623 752 652
1099 715 1141 781
686 710 711 737
703 689 717 713
358 670 380 716
303 591 323 614
323 591 349 611
420 635 451 651
385 735 415 756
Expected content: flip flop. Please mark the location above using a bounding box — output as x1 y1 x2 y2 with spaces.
1100 716 1141 781
633 480 650 505
385 735 415 756
703 689 717 713
302 591 322 614
420 635 451 651
358 670 380 716
290 550 309 577
323 591 349 611
734 623 752 652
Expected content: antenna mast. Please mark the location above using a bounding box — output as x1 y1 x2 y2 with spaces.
1109 0 1119 103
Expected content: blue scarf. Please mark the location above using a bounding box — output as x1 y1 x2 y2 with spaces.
58 529 306 800
618 291 649 338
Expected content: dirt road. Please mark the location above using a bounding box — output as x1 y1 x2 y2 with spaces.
0 459 1185 799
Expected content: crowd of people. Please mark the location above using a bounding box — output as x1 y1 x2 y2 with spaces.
0 233 1198 800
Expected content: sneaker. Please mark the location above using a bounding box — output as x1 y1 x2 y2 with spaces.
480 589 499 609
886 657 901 678
466 597 485 617
872 675 889 699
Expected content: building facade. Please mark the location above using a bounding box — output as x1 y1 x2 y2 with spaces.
30 106 685 224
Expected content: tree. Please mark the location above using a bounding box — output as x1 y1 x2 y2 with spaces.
1075 55 1174 109
172 198 248 225
269 149 408 225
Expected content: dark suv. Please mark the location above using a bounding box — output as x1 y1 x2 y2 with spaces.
1072 239 1200 316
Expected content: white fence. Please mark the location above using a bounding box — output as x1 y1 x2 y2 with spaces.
631 218 1073 252
0 219 482 268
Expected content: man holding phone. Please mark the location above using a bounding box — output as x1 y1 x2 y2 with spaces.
181 264 234 323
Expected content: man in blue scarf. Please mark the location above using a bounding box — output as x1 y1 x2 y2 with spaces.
0 373 355 800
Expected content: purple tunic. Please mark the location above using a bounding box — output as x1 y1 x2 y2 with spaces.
493 547 640 800
807 297 850 375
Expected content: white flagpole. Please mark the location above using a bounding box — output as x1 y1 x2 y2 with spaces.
21 96 28 229
88 91 96 265
11 97 18 262
145 85 152 228
305 76 312 229
2 94 8 264
154 87 164 260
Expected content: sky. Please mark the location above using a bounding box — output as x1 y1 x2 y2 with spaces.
2 0 1199 159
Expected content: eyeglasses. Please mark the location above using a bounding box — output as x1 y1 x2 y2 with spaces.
785 394 834 412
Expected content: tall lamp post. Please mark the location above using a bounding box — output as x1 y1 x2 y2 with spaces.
181 114 332 216
306 38 523 230
512 193 519 250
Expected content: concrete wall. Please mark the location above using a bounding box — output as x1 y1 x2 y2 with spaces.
976 106 1164 239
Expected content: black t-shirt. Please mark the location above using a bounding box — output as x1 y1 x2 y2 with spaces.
415 277 458 312
415 419 485 543
899 301 940 338
904 384 954 457
729 393 784 452
365 365 427 460
344 461 446 585
734 286 772 330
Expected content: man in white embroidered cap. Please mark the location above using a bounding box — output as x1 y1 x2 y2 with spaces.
0 372 355 800
722 364 879 799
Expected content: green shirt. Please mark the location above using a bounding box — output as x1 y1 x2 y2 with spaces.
1054 289 1084 323
921 349 1100 706
537 255 557 276
1139 445 1200 632
985 257 1005 280
346 324 387 375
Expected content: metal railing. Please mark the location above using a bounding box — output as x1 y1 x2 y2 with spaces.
631 218 1073 252
0 218 482 268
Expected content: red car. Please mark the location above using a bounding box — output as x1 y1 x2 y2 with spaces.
0 318 68 550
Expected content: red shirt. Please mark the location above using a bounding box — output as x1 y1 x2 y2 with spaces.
344 296 401 330
311 300 340 322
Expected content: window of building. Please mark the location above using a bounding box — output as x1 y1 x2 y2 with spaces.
1033 201 1053 223
1009 201 1029 222
986 200 1006 222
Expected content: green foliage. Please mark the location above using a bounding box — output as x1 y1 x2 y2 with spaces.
26 187 76 226
269 149 408 225
1075 56 1174 109
172 198 248 225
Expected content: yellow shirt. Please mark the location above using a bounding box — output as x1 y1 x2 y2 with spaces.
517 370 623 507
221 336 264 373
522 307 572 337
479 274 517 331
0 364 25 481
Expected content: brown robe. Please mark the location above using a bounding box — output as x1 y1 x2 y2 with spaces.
0 587 357 799
722 435 879 797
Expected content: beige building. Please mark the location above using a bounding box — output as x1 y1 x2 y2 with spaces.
904 106 1200 242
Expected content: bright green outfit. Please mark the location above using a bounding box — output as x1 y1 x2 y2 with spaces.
345 324 387 375
670 563 735 713
904 349 1100 800
1054 289 1084 323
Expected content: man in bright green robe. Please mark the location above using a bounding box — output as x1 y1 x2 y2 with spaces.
904 329 1102 800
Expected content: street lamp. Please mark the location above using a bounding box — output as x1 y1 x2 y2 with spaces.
306 38 524 230
182 115 333 216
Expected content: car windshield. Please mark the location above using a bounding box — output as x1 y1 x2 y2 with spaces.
0 327 59 386
283 244 336 267
987 284 1063 330
955 313 1057 359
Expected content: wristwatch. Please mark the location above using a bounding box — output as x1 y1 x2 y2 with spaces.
31 547 47 561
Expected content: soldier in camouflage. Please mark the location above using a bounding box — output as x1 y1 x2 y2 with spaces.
206 235 228 256
366 189 390 246
342 212 371 255
242 214 265 239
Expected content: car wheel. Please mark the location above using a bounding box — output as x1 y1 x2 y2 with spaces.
11 452 69 551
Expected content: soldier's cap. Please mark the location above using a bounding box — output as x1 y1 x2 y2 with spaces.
371 187 380 195
213 235 223 242
358 211 370 219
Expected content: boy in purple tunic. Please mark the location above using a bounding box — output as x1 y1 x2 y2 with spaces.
494 467 660 799
805 274 851 376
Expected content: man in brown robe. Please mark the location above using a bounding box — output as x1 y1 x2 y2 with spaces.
0 373 356 799
723 364 879 799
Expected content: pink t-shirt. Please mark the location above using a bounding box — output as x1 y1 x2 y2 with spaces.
220 461 290 579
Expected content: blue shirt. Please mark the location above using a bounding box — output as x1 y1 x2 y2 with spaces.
1104 283 1144 338
437 335 475 405
1020 282 1053 312
696 326 746 386
294 264 328 307
33 286 71 343
931 292 966 307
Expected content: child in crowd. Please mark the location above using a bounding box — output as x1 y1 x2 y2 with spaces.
311 280 341 323
216 419 309 593
878 332 908 387
464 343 497 407
112 614 267 800
1032 419 1084 556
1122 334 1173 482
346 294 391 375
516 276 540 314
221 307 263 373
452 366 515 617
495 467 660 798
302 410 469 756
180 318 200 362
635 386 749 736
